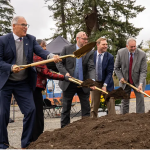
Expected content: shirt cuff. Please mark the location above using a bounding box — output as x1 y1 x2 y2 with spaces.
103 83 107 87
139 83 143 86
47 53 55 59
11 65 14 72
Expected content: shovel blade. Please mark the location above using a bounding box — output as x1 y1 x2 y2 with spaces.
73 42 96 58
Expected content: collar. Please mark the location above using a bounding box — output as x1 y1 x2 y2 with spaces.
97 51 105 57
13 33 23 41
128 50 135 55
76 44 80 50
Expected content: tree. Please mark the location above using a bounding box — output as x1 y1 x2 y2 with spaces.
45 0 145 56
140 40 150 84
0 0 14 36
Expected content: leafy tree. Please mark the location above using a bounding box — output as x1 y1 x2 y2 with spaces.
0 0 14 36
45 0 145 56
140 40 150 84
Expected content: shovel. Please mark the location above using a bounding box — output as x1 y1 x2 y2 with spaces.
18 42 96 71
123 81 150 98
51 71 129 101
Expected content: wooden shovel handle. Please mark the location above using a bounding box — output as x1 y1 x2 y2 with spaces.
17 54 75 71
51 71 108 94
69 78 108 94
124 81 150 98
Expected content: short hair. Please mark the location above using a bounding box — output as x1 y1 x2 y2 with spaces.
36 39 46 45
96 37 107 44
76 31 87 38
126 37 136 45
11 16 25 26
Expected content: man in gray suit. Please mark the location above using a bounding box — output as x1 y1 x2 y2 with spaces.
114 37 147 114
56 31 95 128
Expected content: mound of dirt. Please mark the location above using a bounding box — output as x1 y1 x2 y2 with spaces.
28 112 150 149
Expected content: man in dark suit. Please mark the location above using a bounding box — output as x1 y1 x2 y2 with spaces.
0 16 60 149
56 31 95 128
90 37 116 118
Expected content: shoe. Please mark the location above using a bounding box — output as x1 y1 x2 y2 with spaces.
9 118 14 123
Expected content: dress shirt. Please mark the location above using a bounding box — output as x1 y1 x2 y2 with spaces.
128 51 135 61
13 33 23 41
96 51 107 86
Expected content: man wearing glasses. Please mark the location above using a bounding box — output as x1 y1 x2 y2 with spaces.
0 16 61 149
56 31 95 128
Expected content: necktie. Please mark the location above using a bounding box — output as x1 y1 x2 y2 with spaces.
129 53 133 84
78 57 83 80
19 37 22 41
74 58 83 80
98 54 102 81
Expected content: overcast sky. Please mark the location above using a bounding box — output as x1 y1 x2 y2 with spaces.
11 0 150 45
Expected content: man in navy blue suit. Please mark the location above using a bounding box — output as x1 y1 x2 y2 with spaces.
90 37 116 118
0 16 61 149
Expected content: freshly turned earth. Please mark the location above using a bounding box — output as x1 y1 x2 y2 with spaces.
28 112 150 149
81 79 129 101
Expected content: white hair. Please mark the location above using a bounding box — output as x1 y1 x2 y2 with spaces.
11 16 25 27
126 37 136 45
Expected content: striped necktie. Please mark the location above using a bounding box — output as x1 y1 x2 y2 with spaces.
98 54 102 81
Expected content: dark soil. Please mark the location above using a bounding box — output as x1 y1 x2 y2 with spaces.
81 79 129 101
28 112 150 149
105 87 130 102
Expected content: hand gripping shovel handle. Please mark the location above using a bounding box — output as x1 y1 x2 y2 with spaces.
50 71 108 94
17 54 75 71
69 78 108 94
14 42 96 71
124 81 150 98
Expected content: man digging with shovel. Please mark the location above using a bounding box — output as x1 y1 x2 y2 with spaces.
90 37 116 118
56 31 95 128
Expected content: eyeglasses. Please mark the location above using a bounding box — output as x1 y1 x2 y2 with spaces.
15 24 30 28
78 37 88 41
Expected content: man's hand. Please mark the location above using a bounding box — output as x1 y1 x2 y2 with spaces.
102 86 107 92
53 55 62 63
137 84 143 92
90 86 96 90
65 73 71 77
64 74 71 81
12 65 21 73
120 78 126 84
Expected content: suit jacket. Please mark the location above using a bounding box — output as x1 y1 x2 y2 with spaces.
0 33 50 90
56 44 95 93
114 47 147 89
94 51 114 92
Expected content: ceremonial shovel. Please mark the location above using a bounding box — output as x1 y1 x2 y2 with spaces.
51 71 129 101
17 42 96 71
123 81 150 98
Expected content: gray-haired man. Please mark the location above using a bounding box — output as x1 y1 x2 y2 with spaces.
114 37 147 114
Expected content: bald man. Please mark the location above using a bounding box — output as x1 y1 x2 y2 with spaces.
56 31 95 128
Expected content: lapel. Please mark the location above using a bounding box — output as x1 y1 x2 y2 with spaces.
102 52 108 70
23 36 29 58
8 33 16 59
132 49 138 72
125 48 129 71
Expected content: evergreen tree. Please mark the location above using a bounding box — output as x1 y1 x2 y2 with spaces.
45 0 145 56
0 0 14 36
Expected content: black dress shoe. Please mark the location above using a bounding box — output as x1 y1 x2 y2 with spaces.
9 118 14 123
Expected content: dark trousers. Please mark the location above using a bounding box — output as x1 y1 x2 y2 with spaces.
61 83 90 128
32 87 44 141
0 79 35 149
